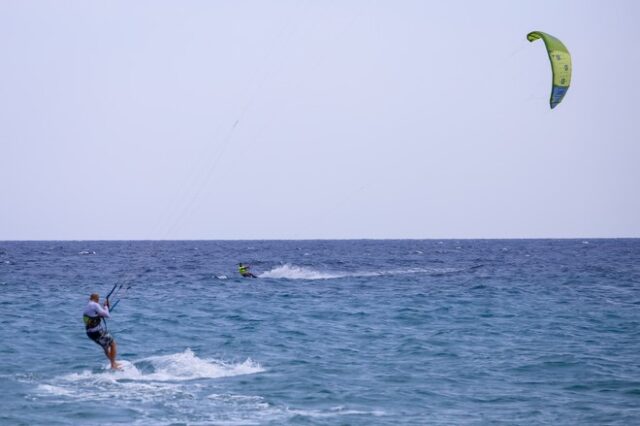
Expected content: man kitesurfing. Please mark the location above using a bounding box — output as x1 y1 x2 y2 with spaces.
238 263 257 278
83 292 120 369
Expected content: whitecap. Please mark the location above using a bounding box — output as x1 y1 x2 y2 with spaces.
285 406 387 418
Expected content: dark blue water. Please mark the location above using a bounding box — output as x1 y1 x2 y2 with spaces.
1 240 639 425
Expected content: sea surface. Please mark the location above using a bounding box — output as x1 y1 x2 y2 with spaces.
1 239 639 425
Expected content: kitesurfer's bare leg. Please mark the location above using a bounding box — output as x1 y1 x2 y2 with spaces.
106 341 120 369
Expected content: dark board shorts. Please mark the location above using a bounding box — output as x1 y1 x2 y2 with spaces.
87 330 114 350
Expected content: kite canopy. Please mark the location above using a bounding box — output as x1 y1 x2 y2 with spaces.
527 31 572 109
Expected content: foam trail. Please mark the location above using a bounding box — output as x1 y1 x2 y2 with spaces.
259 264 468 280
260 264 344 280
34 349 266 408
134 348 264 381
52 349 262 388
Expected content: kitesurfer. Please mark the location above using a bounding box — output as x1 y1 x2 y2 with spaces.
238 263 257 278
83 293 120 369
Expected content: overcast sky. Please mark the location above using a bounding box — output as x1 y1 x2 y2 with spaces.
1 1 638 240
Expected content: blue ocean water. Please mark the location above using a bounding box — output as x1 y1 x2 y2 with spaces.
1 239 639 425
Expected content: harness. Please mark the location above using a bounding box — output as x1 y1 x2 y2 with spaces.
83 314 101 331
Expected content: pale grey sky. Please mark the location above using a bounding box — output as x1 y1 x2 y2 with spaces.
1 0 638 240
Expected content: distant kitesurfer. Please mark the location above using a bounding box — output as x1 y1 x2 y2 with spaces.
238 263 257 278
83 293 120 369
